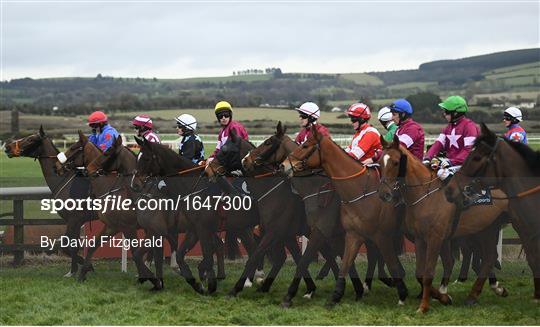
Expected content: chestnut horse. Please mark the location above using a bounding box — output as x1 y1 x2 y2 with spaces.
281 127 409 307
4 126 96 276
379 136 509 312
445 123 540 302
243 122 392 307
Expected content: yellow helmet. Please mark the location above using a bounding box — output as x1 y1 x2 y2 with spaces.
214 101 233 114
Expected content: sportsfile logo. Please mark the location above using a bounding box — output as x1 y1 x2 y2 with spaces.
40 194 252 214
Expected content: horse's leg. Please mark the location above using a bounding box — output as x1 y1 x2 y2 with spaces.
236 228 261 285
316 259 334 280
213 233 226 280
175 230 204 294
465 226 507 305
438 239 454 305
62 218 86 277
152 244 165 291
457 241 473 282
229 231 277 297
375 235 409 306
364 240 378 291
282 230 325 308
418 237 444 314
195 226 218 294
284 235 316 295
318 241 340 280
78 224 114 282
415 238 427 300
327 231 363 307
257 242 286 293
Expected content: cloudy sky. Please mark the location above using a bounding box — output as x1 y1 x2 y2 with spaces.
1 1 539 80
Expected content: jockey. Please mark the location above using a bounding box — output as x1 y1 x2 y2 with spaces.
424 95 479 180
344 103 382 164
390 99 425 160
294 102 330 145
132 114 161 143
503 107 527 144
377 106 398 142
87 111 119 152
175 114 205 164
207 100 249 164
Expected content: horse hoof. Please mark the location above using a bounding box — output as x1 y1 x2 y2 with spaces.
397 300 405 306
255 277 265 285
324 300 337 309
244 279 253 288
226 290 238 298
362 282 370 294
281 300 292 309
64 271 74 278
465 298 478 306
303 291 314 300
442 294 453 305
416 307 428 314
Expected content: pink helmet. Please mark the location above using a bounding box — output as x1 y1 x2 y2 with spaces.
132 114 153 129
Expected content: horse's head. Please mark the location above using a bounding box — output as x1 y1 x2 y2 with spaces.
280 126 324 178
445 123 500 204
205 129 255 181
87 135 126 176
242 121 294 173
379 135 408 203
4 126 47 158
55 131 93 175
131 136 162 192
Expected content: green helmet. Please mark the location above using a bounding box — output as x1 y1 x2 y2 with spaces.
439 95 468 113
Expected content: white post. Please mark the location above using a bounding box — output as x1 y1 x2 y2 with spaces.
497 229 503 267
301 236 308 254
121 233 127 272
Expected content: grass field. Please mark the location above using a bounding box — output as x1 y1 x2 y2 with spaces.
0 257 538 325
339 73 384 86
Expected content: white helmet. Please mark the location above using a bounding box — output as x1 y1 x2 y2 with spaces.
296 102 320 119
175 114 197 131
504 107 523 122
377 106 393 122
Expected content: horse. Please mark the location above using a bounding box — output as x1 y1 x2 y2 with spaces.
444 123 540 302
280 126 409 307
4 126 96 276
131 136 260 294
58 132 154 286
205 130 318 297
242 122 392 307
379 135 509 312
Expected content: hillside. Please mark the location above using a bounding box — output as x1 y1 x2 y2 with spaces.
1 48 538 119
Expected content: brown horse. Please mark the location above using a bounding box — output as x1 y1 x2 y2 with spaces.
243 122 391 307
205 131 316 297
131 136 260 294
280 127 409 307
379 136 509 312
59 132 152 285
445 123 540 302
4 126 96 276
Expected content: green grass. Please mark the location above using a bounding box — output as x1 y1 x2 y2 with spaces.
339 73 384 86
484 62 540 77
0 258 537 325
387 82 437 91
163 74 273 84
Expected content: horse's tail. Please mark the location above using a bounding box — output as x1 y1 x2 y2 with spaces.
225 231 241 260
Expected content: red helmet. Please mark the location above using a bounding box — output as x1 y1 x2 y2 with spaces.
132 114 153 129
347 103 371 120
88 111 108 125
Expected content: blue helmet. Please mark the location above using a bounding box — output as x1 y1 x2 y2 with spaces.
390 99 413 115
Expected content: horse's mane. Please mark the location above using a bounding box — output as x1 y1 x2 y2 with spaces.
150 141 195 168
503 139 540 175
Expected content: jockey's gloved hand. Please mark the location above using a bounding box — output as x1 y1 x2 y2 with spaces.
430 157 441 170
440 158 452 169
230 170 243 177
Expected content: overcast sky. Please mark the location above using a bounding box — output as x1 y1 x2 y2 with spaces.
1 1 539 81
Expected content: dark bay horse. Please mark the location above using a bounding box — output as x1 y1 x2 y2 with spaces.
445 123 540 302
4 126 96 276
280 127 409 307
379 136 509 312
205 130 317 298
131 137 260 294
59 132 150 285
242 122 391 307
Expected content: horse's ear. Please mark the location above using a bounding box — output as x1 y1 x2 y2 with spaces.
115 135 122 147
392 134 400 149
230 129 238 143
380 135 388 148
78 130 85 141
480 123 496 142
276 121 283 136
39 125 45 137
134 136 144 146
